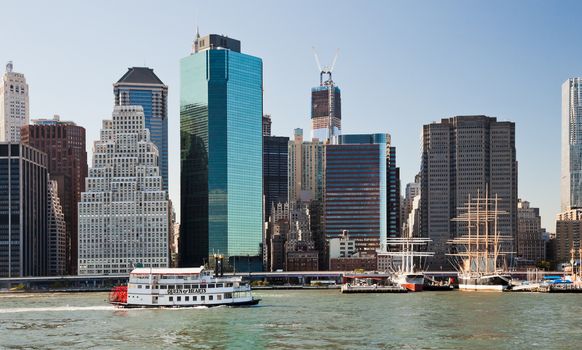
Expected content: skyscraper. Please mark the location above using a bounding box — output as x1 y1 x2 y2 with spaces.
421 115 517 269
324 134 389 253
516 199 546 267
311 71 341 143
78 106 169 275
0 62 29 142
180 33 263 270
387 146 401 238
561 78 582 211
21 115 88 275
114 67 169 190
0 143 48 277
288 128 325 203
47 180 66 276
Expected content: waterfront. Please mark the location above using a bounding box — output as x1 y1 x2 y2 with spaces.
0 291 580 349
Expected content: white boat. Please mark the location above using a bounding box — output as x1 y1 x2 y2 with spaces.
448 190 513 292
109 266 260 308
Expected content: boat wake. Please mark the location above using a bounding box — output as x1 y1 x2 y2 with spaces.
0 305 116 314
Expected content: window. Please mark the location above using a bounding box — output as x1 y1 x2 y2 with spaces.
209 295 213 301
177 296 181 302
193 296 197 301
169 296 173 302
185 296 189 302
201 296 205 301
217 295 222 301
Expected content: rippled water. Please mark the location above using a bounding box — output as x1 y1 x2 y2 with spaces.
0 290 580 349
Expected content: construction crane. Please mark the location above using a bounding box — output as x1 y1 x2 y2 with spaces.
312 47 339 86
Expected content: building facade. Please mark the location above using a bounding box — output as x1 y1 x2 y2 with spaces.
324 134 389 254
180 33 263 270
21 115 88 274
562 78 582 211
311 75 341 143
114 67 169 190
263 135 289 220
78 106 169 275
516 199 546 267
421 116 517 269
0 143 48 277
47 180 66 275
388 146 401 238
0 62 29 142
554 209 582 267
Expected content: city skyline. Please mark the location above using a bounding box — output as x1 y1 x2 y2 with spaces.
4 1 582 229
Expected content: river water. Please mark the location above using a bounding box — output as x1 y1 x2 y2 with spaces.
0 290 580 349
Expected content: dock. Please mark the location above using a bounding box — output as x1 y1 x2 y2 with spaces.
341 284 407 294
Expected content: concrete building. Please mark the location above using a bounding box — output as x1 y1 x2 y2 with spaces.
328 230 357 262
180 33 263 271
421 116 517 269
262 114 272 137
0 62 29 142
324 134 390 253
285 203 319 271
78 106 169 275
21 115 88 274
114 67 169 191
516 199 546 267
0 143 48 277
561 78 582 211
288 128 324 203
553 209 582 266
47 180 66 276
264 202 289 271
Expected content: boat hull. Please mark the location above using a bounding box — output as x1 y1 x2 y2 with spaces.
458 275 511 292
113 298 261 308
401 283 423 292
395 274 425 292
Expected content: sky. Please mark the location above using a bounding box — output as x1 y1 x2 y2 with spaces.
2 0 581 229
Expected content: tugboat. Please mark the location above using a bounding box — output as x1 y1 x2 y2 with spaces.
447 191 513 292
109 255 260 308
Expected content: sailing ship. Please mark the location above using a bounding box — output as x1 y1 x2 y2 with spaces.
447 191 513 292
378 236 434 292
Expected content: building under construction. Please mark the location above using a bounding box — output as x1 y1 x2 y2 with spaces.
311 51 342 143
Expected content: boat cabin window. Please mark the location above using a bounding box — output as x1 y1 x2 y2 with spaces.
193 296 197 301
169 297 173 302
225 292 232 299
185 296 189 302
160 285 167 289
216 283 223 288
226 283 233 287
177 296 181 302
154 285 159 289
145 285 150 289
209 295 214 301
201 296 205 301
168 285 175 289
208 284 215 288
192 284 199 289
184 284 191 289
138 285 142 289
176 285 183 289
217 295 222 300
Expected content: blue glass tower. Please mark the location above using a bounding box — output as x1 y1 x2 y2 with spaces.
114 67 168 190
180 33 263 270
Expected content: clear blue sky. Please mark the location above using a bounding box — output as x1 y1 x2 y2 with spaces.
3 0 580 229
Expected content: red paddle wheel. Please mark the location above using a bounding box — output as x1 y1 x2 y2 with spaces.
109 285 128 304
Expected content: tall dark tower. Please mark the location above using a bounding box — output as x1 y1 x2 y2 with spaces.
311 50 341 143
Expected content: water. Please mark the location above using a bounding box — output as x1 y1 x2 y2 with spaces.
0 290 580 349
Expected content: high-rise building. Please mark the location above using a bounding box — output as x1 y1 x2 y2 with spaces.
47 180 66 275
180 33 263 270
421 115 517 269
263 134 289 220
311 71 341 143
21 115 87 274
262 114 272 137
324 134 389 254
516 199 546 267
387 146 401 238
288 128 325 203
561 78 582 211
0 143 48 277
554 209 582 266
78 106 169 275
114 67 169 190
0 62 29 142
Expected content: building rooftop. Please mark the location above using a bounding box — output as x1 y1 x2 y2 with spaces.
116 67 165 85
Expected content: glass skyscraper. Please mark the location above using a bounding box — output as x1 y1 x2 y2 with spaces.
562 78 582 211
180 33 263 270
114 67 168 190
324 134 388 253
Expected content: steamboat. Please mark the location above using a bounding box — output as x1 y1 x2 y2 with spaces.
448 191 513 292
109 257 260 308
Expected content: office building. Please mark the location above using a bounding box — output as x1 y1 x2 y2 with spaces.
288 128 325 203
263 133 289 219
554 209 582 267
516 199 546 267
0 62 29 142
114 67 169 190
562 78 582 211
311 69 341 143
47 180 66 275
421 115 517 269
180 33 263 270
78 106 169 275
0 143 48 277
21 115 87 274
388 146 401 238
262 114 272 136
324 133 389 253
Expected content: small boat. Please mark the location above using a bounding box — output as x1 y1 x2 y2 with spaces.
109 260 260 308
